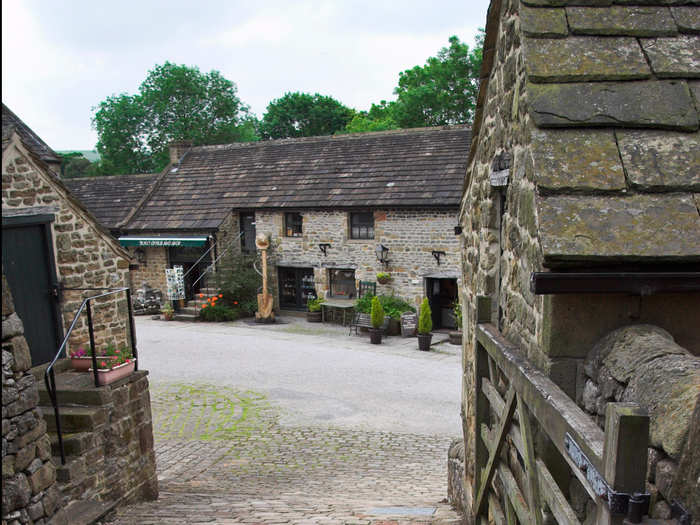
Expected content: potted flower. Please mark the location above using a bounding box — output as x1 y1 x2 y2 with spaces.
376 272 391 285
89 349 136 386
417 298 433 351
307 297 324 322
69 344 118 371
449 298 462 345
369 296 385 344
161 302 174 321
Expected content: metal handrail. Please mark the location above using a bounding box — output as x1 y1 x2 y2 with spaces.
190 231 245 289
44 287 138 464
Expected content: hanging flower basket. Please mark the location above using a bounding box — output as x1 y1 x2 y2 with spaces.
376 272 391 285
89 359 136 386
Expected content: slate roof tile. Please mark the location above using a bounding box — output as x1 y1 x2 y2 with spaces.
125 127 471 232
524 36 651 82
567 6 678 36
474 1 700 265
64 174 159 229
640 35 700 78
2 103 62 167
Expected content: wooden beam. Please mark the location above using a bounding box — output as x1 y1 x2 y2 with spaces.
476 324 604 468
517 395 543 525
537 458 581 525
475 387 517 516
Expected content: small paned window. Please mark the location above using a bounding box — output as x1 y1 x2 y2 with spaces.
285 212 303 237
350 212 374 240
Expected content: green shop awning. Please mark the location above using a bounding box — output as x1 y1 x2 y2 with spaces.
118 236 208 248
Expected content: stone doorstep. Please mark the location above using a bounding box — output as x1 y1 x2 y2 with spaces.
173 313 199 322
53 498 116 525
39 405 107 434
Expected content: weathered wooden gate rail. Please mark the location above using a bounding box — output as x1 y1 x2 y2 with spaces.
472 299 650 525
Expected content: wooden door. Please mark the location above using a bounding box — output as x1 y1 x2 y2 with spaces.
2 216 62 366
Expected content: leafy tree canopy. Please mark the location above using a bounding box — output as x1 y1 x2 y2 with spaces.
343 33 483 133
392 34 483 128
93 62 257 174
260 92 354 139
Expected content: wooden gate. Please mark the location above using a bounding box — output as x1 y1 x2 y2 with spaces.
472 297 650 525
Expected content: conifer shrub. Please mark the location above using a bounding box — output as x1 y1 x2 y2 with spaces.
418 298 432 334
370 296 385 329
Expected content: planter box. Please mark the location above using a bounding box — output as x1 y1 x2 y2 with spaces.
418 333 433 351
307 311 322 323
449 331 462 346
70 356 116 372
89 360 136 386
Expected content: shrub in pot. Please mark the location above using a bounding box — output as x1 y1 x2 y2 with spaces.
369 296 385 344
161 302 174 321
417 298 433 351
307 297 324 322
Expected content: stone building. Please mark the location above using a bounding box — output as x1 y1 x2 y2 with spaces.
2 104 133 363
454 0 699 522
2 105 158 523
68 127 472 326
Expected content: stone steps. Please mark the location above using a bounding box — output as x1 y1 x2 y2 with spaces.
40 405 106 434
173 313 199 322
56 499 116 525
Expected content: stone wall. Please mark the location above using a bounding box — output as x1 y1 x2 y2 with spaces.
2 144 131 355
2 274 62 525
127 247 169 300
458 0 534 512
54 371 159 508
581 325 700 520
255 208 460 307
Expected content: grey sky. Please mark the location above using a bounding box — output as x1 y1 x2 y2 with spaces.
2 0 491 150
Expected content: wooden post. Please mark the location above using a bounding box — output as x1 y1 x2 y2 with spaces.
595 403 649 525
261 248 268 297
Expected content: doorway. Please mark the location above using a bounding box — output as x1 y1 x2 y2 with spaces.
2 215 63 366
278 267 316 309
168 244 211 301
425 277 458 330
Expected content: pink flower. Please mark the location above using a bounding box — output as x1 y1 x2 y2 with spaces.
100 361 107 368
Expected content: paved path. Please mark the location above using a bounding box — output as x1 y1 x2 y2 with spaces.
105 317 464 524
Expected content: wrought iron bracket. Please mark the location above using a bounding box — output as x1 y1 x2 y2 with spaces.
564 433 650 518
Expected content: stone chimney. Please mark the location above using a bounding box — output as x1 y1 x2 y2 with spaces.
169 140 192 165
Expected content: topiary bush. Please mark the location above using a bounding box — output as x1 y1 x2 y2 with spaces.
370 296 385 329
418 298 432 334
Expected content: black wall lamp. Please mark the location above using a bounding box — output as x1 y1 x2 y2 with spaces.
134 247 147 264
432 250 446 265
319 243 331 256
375 244 390 268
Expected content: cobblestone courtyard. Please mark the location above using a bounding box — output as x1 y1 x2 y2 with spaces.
105 319 464 524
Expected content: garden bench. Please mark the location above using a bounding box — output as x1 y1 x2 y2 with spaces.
349 312 389 336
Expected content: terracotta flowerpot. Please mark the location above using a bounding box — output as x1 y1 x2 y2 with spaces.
449 331 462 346
369 328 383 344
70 355 116 372
418 333 433 351
162 312 174 321
307 311 322 323
89 359 136 386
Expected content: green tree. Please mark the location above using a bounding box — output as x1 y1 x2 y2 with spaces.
93 62 257 174
342 101 398 134
370 296 385 329
260 92 354 139
392 34 483 128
